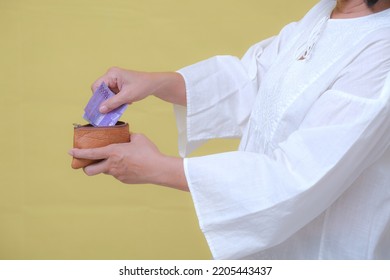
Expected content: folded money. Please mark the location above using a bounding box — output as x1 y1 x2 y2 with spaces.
83 82 128 127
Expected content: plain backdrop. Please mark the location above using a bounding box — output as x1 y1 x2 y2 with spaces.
0 0 317 259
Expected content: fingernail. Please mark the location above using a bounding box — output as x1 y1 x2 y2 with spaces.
68 149 74 156
99 105 108 113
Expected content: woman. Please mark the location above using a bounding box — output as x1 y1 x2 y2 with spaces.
70 0 390 259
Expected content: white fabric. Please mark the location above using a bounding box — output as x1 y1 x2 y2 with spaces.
174 0 390 259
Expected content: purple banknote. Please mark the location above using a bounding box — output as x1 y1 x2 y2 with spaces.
83 82 128 127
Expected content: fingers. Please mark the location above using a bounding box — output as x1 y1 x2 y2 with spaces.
69 147 111 176
90 67 130 114
99 93 130 114
91 67 120 93
83 160 109 176
91 77 107 93
68 146 110 160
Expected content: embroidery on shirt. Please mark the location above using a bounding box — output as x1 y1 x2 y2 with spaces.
296 16 329 61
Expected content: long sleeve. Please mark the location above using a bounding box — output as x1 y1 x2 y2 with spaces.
182 31 390 259
174 22 298 156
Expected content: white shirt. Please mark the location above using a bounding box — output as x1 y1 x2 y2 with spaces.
174 0 390 259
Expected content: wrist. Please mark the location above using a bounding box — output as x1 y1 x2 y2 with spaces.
150 72 186 106
153 155 189 191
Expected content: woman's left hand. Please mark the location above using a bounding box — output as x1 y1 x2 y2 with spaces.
69 133 188 191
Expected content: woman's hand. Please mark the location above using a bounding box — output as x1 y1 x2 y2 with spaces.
68 133 189 191
92 67 187 113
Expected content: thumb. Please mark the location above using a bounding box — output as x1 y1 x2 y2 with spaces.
99 92 129 113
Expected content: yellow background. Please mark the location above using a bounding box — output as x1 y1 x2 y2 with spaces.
0 0 317 259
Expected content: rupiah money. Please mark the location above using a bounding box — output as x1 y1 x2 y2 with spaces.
83 82 127 127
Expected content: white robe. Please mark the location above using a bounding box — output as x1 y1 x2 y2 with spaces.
174 0 390 259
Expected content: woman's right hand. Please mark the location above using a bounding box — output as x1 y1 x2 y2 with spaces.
92 67 186 113
92 67 156 113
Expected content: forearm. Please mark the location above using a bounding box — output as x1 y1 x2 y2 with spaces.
150 72 187 106
153 156 189 191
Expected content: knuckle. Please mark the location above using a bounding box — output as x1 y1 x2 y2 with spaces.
109 167 121 179
107 66 120 75
108 147 121 160
117 176 127 183
107 167 115 176
88 149 101 159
